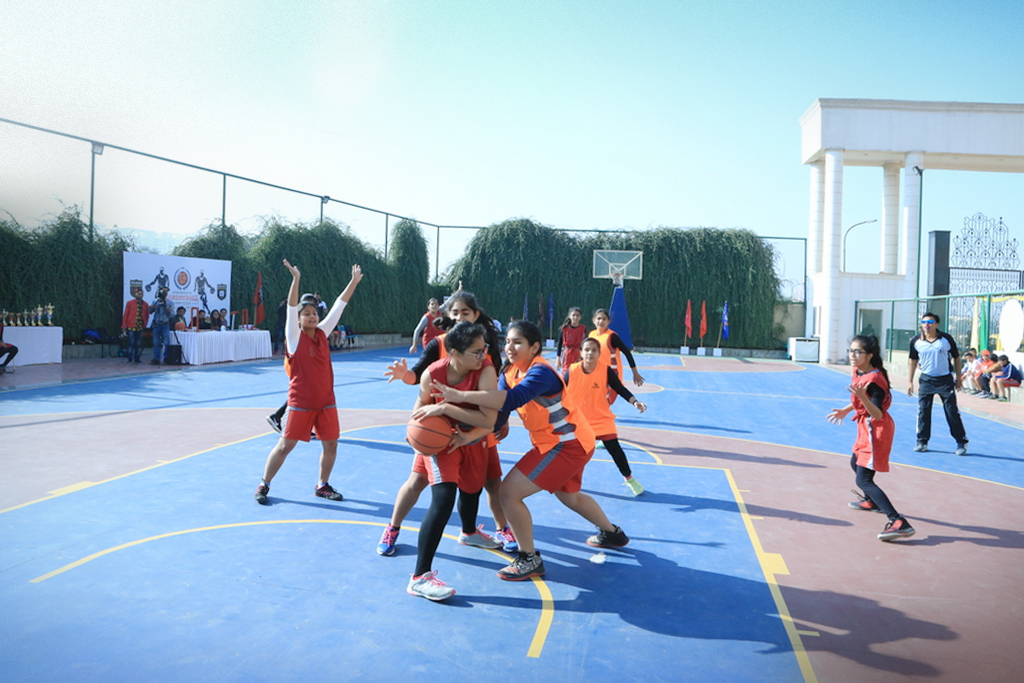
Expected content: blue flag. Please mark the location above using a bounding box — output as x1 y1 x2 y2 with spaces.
548 294 554 332
523 293 529 321
721 301 730 341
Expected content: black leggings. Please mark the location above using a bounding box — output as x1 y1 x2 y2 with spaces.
414 483 460 577
0 344 17 367
851 454 898 521
603 438 631 478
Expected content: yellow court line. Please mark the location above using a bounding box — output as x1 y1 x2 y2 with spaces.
724 469 817 683
29 519 555 659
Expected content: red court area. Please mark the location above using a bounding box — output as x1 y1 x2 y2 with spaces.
2 352 1023 682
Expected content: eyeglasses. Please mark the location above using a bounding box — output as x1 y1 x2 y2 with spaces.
920 320 936 325
847 349 867 356
461 348 487 359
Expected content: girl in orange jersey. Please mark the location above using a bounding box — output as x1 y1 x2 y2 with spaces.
429 321 629 582
555 307 587 371
827 335 915 542
565 337 648 496
589 308 645 403
378 291 514 555
254 259 362 505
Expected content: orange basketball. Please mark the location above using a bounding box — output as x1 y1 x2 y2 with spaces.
174 321 186 331
406 415 454 455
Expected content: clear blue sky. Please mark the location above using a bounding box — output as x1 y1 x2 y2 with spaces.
2 0 1022 290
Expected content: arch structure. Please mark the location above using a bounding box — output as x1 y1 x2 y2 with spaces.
799 98 1024 363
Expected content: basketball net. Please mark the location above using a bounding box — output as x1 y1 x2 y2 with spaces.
611 271 624 287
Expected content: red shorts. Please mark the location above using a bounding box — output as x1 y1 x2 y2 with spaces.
412 448 462 486
1001 378 1021 387
514 439 593 493
458 443 503 493
284 405 339 442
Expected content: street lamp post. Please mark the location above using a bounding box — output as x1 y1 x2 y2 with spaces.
843 219 878 272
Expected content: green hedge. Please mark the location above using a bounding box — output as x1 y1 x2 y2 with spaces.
442 219 780 348
2 211 780 348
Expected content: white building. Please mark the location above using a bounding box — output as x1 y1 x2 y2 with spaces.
800 98 1024 363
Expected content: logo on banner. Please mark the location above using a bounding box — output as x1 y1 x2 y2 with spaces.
216 283 227 301
175 268 191 289
130 278 143 294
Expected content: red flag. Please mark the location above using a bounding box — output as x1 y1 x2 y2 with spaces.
253 271 265 326
684 300 692 339
699 300 707 340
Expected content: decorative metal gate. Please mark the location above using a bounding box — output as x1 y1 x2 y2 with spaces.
947 213 1022 349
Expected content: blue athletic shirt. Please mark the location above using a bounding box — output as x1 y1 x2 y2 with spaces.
909 332 959 377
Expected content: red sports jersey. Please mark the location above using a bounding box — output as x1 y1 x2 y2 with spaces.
560 323 587 368
287 328 335 409
850 369 894 472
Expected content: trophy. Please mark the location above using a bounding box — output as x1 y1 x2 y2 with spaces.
46 303 55 325
35 305 43 326
23 310 30 326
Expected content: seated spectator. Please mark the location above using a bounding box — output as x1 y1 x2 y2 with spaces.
328 324 347 350
976 350 1001 398
210 310 224 330
0 319 18 374
220 308 230 329
170 306 188 331
961 350 981 393
198 313 212 330
991 355 1022 402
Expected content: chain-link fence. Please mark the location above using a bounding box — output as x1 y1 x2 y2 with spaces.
855 290 1024 360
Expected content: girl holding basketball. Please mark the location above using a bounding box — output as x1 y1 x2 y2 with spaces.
826 335 915 541
589 308 644 403
254 259 362 505
555 306 587 371
429 320 629 582
378 291 514 556
404 321 499 600
565 337 648 496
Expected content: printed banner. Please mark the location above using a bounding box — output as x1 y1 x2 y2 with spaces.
123 252 232 326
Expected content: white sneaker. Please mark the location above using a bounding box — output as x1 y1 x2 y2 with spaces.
625 476 644 496
458 524 502 549
407 570 455 601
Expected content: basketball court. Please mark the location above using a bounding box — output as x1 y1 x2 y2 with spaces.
2 344 1023 683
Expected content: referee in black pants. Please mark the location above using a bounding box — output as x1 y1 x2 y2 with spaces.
907 312 969 456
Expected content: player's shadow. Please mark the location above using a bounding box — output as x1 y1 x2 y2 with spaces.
615 442 827 470
460 538 954 676
582 488 852 528
901 516 1024 549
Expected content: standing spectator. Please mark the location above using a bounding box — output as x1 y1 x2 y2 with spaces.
907 312 968 455
150 286 173 365
314 292 328 319
0 319 18 374
121 286 150 364
409 298 443 354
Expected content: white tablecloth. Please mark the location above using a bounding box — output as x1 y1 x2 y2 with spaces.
173 330 272 366
2 326 63 366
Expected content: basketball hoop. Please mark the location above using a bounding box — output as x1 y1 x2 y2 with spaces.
611 271 625 287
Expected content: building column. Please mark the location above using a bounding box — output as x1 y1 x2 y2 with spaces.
901 152 924 299
822 149 844 363
806 161 824 336
881 164 900 274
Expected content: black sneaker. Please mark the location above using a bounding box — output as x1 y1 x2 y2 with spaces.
254 483 270 505
878 516 915 541
849 490 881 512
266 413 283 434
498 551 545 581
586 525 629 548
315 483 343 501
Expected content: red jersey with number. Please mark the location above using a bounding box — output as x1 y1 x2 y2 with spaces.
287 328 335 409
850 369 894 472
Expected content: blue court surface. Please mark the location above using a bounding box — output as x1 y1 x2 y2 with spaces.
2 349 1023 683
